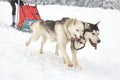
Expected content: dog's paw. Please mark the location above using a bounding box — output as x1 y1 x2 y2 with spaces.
73 63 82 69
74 63 79 67
68 64 73 67
55 52 59 55
40 51 44 54
25 41 30 46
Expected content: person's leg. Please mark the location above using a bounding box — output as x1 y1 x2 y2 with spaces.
15 0 24 29
20 1 24 6
10 1 16 27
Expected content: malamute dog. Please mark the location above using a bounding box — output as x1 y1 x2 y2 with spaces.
83 21 101 49
70 21 101 67
25 18 85 67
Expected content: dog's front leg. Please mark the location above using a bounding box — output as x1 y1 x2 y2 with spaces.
55 24 72 67
55 43 59 55
58 40 73 67
70 41 79 67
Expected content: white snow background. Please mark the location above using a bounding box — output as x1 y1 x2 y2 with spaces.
0 2 120 80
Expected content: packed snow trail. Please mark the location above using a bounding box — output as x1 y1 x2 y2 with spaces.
0 2 120 80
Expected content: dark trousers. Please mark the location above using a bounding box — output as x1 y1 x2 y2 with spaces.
10 1 24 15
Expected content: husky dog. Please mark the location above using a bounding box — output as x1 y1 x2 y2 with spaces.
70 21 101 66
25 18 85 67
54 18 101 67
83 21 101 49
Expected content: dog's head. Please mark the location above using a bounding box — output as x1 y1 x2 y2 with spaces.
68 19 84 41
84 21 101 49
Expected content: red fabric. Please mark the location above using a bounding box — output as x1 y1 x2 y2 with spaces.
17 5 41 28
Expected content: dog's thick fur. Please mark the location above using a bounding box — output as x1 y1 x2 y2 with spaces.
25 18 85 67
70 21 101 66
83 21 101 49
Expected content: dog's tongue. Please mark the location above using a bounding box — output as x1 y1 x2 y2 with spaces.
89 39 97 50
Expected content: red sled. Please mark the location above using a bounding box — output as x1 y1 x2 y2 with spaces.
17 5 41 29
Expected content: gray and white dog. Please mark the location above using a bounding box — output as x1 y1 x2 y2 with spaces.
25 18 85 67
54 18 101 67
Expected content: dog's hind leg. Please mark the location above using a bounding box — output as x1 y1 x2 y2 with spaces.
40 35 47 54
26 37 32 46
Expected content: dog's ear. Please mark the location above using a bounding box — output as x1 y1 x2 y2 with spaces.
95 21 100 26
73 18 77 25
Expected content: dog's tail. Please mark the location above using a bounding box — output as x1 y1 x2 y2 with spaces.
29 20 43 31
29 22 34 31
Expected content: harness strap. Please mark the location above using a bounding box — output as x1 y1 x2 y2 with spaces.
72 40 85 50
43 21 50 33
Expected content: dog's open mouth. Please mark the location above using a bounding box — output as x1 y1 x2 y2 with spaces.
71 34 79 41
89 39 97 49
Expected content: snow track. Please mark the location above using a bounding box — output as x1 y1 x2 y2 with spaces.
0 2 120 80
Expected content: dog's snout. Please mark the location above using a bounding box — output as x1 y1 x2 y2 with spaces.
97 39 101 43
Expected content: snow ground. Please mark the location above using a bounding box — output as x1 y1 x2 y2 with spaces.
0 2 120 80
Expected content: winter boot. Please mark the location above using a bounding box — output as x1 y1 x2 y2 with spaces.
11 22 15 27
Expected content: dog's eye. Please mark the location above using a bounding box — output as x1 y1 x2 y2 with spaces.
76 29 79 32
92 33 95 35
